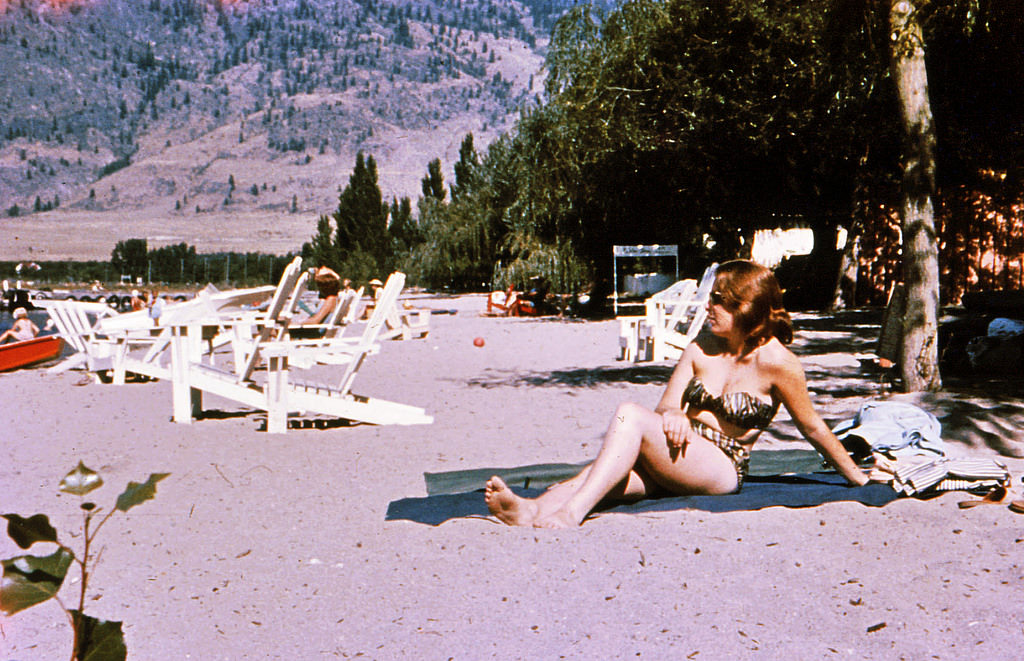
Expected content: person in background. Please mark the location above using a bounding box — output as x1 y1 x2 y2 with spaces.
0 308 39 344
362 278 385 319
130 289 146 312
369 278 384 302
148 291 165 326
302 267 343 326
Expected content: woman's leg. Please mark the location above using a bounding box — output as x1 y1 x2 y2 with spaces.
485 460 657 526
534 403 740 528
485 406 661 527
529 402 661 527
484 468 590 526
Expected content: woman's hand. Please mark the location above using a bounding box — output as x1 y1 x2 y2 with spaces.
661 409 693 452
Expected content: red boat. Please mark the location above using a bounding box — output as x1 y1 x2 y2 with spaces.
0 335 64 372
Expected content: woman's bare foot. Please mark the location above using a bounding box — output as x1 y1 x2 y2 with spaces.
532 507 581 529
484 476 538 526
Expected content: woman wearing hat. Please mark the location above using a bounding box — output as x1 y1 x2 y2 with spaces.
0 308 39 344
359 278 385 319
130 290 146 312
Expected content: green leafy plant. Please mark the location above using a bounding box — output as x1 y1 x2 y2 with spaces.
1 462 168 661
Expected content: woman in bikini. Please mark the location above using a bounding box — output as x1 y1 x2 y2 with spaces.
485 259 870 528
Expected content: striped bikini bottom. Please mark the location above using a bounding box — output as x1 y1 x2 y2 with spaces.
691 419 751 491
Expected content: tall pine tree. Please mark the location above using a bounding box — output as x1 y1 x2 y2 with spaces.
334 151 388 278
451 134 480 200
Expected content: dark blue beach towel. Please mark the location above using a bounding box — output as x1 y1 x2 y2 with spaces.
386 450 898 526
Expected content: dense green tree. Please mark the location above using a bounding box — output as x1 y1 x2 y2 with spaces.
304 214 335 268
387 196 418 255
333 151 388 280
406 0 889 297
110 239 148 280
421 158 446 202
451 133 480 201
149 242 197 282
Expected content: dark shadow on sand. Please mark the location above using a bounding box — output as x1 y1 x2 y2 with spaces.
193 408 362 432
466 364 675 389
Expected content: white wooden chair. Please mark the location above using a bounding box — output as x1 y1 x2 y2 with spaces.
98 284 278 384
41 279 280 383
288 286 365 343
617 263 718 362
381 300 430 341
37 299 120 375
168 272 432 433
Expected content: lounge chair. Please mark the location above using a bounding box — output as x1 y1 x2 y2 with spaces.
39 279 279 383
288 286 365 342
381 301 430 341
99 284 278 384
168 272 432 433
618 263 718 362
486 286 518 316
37 299 120 375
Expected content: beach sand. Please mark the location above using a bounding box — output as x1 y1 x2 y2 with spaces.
2 297 1023 659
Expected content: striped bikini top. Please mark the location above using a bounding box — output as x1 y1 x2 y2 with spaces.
682 376 778 431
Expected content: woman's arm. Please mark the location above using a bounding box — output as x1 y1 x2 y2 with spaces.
304 295 337 325
655 345 698 449
770 349 870 486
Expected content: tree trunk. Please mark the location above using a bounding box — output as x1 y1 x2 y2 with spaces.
889 0 942 392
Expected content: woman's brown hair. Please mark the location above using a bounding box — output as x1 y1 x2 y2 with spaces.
314 269 341 297
712 260 792 349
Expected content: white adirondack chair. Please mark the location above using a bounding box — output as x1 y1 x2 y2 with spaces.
37 299 120 375
97 284 278 384
617 263 718 362
381 300 430 341
168 272 432 433
287 286 364 343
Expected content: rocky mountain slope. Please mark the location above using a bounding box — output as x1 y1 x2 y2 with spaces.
0 0 608 260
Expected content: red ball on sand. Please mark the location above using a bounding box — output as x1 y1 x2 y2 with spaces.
473 337 485 347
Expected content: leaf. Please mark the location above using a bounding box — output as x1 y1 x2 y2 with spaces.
2 513 58 549
115 473 169 512
0 548 74 615
70 610 127 661
59 462 104 496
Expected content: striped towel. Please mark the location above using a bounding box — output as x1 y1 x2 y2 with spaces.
890 457 1011 496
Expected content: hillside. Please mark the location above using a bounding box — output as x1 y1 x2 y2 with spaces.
0 0 608 261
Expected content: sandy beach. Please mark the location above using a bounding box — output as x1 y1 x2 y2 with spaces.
2 296 1023 659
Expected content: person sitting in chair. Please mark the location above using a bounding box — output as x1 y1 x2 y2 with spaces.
487 284 518 316
130 289 146 312
513 276 552 316
484 260 871 528
0 308 39 344
302 266 343 327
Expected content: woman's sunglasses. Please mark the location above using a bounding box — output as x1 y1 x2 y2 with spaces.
709 290 726 306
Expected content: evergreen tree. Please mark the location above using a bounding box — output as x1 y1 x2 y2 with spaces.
451 133 479 200
421 158 446 201
333 151 388 278
387 196 418 254
307 213 335 268
111 239 149 280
